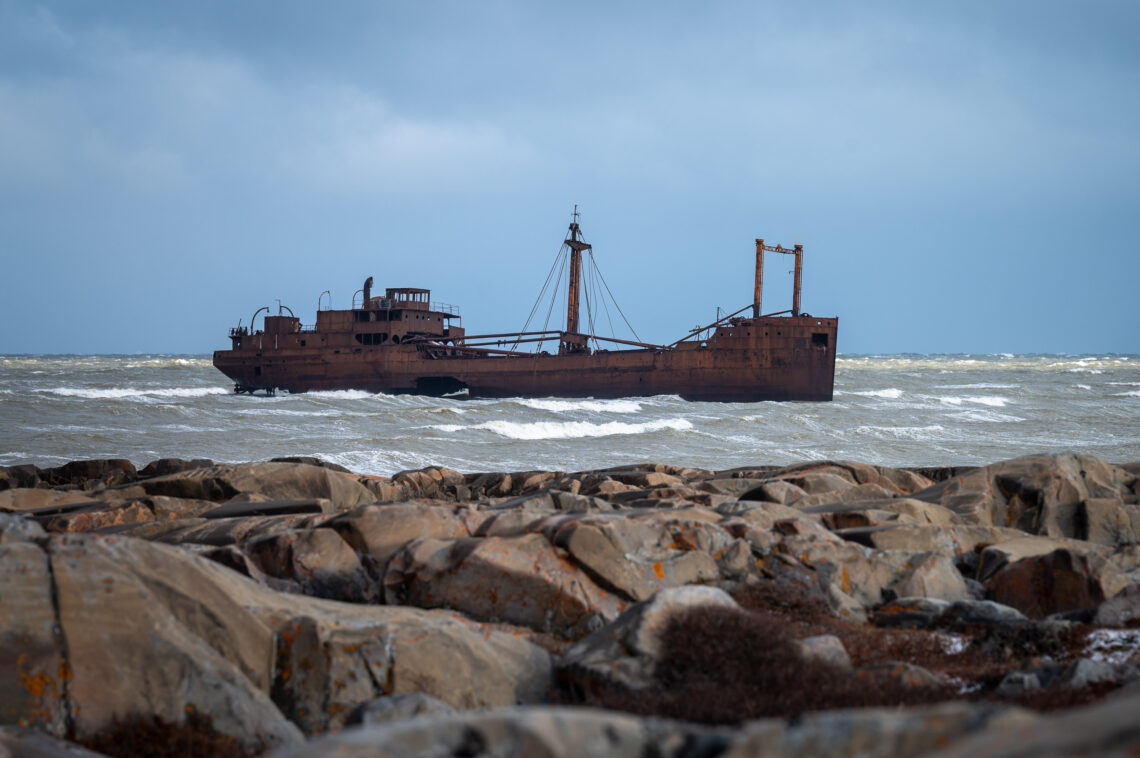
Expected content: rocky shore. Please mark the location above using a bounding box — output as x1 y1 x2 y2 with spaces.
2 452 1139 757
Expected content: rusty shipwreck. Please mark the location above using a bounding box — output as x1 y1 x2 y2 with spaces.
213 213 838 401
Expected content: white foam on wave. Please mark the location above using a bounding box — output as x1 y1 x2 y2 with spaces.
434 418 693 440
38 386 228 400
516 398 643 413
936 383 1019 390
124 358 211 368
304 390 380 400
838 388 904 399
936 395 1010 407
947 410 1025 424
1114 390 1140 398
1074 384 1092 390
853 424 947 441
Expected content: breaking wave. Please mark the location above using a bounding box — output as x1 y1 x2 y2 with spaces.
933 395 1011 407
839 388 904 399
515 398 643 413
434 418 693 440
37 387 228 400
852 424 948 441
303 390 381 400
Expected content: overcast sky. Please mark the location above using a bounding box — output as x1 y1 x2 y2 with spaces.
2 1 1137 354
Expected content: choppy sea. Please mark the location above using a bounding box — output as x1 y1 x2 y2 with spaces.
1 354 1137 474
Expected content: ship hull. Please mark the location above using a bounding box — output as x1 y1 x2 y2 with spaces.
213 315 837 402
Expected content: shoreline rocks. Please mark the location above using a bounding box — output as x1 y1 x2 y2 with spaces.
0 452 1138 756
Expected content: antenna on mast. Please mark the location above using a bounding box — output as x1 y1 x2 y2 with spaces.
562 205 592 352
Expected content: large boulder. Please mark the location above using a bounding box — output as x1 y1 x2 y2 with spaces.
269 605 552 734
0 542 68 730
209 527 380 603
39 459 137 489
858 524 1026 558
985 547 1128 619
42 535 301 750
792 541 970 608
328 502 487 568
910 454 1133 534
976 536 1111 583
384 533 627 638
135 462 377 511
0 531 555 744
548 515 745 602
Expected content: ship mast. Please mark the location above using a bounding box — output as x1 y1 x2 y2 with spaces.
754 238 804 317
564 205 591 334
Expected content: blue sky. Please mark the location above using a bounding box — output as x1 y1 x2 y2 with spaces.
1 1 1137 354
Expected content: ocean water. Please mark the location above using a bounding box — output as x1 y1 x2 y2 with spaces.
1 354 1137 475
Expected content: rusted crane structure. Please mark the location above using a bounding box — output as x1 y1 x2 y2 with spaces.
213 213 837 401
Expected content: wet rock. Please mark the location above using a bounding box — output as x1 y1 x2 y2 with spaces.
985 547 1128 619
39 459 137 489
0 465 41 491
